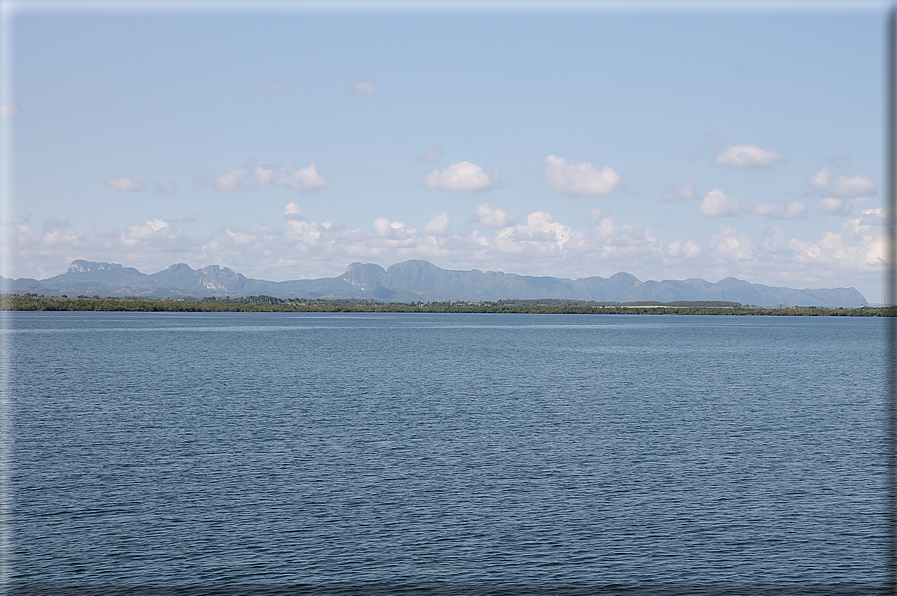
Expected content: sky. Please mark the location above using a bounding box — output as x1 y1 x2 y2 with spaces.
0 0 890 302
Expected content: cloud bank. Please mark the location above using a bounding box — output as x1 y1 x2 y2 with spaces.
5 204 884 300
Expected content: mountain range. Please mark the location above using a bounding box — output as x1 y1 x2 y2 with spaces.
0 259 868 307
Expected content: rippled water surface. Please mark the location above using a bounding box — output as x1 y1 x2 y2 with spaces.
5 312 889 594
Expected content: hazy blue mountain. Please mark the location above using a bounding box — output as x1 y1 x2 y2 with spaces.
5 259 869 307
0 277 45 295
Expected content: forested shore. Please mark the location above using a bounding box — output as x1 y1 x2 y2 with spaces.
1 294 891 316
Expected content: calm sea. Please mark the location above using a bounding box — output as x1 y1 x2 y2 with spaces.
2 312 890 595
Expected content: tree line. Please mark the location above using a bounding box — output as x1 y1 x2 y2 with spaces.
1 294 891 316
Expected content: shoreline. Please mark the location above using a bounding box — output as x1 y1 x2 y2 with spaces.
2 295 890 316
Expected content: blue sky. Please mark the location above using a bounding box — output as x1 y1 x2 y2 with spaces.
1 1 889 301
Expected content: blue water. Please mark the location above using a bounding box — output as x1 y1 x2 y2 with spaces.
3 312 890 594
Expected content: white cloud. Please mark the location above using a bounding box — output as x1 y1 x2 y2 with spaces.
807 168 876 215
663 181 697 202
211 161 324 193
352 79 377 96
788 208 886 271
698 188 745 217
254 163 277 187
829 174 876 198
544 154 620 197
816 198 846 215
0 104 18 119
423 212 451 236
815 197 870 215
416 145 443 162
714 145 783 169
711 225 753 260
212 167 250 192
753 201 807 219
808 168 877 198
858 208 888 227
373 218 417 245
124 219 170 242
807 168 830 189
278 162 326 193
494 212 583 251
104 177 145 192
422 161 495 192
666 240 702 258
474 204 516 228
525 212 577 247
589 209 618 239
284 202 304 220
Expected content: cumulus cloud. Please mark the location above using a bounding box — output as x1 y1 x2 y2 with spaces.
789 208 886 271
0 104 18 119
373 218 417 245
474 204 516 228
544 155 620 197
711 226 753 260
104 177 145 192
352 79 377 96
815 197 870 215
666 240 702 258
124 218 170 242
807 168 876 215
663 181 697 202
423 212 451 236
494 212 583 251
416 145 443 162
278 162 326 193
422 161 495 192
807 168 876 199
698 188 745 217
254 163 277 187
753 201 807 219
714 145 783 168
589 209 621 241
284 202 304 220
858 208 888 227
807 168 830 189
209 161 324 193
212 167 250 192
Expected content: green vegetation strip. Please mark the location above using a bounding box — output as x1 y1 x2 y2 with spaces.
2 295 892 316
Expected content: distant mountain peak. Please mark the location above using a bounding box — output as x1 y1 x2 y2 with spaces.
64 260 143 278
28 259 867 307
165 263 193 273
341 262 387 290
69 259 122 273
